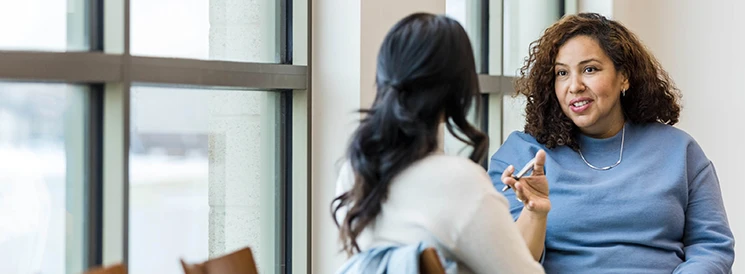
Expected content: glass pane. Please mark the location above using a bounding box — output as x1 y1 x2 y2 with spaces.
291 0 309 271
503 0 561 77
0 83 88 274
446 0 483 72
293 0 308 66
501 0 562 141
0 0 88 51
131 0 278 63
488 0 503 75
129 86 281 274
486 93 503 157
443 99 479 158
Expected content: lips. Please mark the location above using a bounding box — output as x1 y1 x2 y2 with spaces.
569 98 593 113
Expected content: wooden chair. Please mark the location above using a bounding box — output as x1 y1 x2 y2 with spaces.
419 247 445 274
84 263 126 274
181 247 259 274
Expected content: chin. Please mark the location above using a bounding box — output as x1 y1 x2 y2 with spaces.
570 117 596 130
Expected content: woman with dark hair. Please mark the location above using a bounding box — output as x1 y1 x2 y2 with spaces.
489 13 735 273
332 13 544 273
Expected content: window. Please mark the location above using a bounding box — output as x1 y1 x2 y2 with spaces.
444 0 572 161
0 0 88 51
130 0 278 63
129 87 282 273
501 0 563 146
0 0 309 272
0 83 88 274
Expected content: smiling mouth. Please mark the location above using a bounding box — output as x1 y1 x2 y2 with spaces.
571 100 591 107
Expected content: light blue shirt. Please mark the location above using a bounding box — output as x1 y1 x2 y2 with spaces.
488 122 734 273
335 242 457 274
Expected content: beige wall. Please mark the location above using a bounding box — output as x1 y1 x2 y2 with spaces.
359 0 446 108
311 1 445 273
614 1 744 271
310 0 360 272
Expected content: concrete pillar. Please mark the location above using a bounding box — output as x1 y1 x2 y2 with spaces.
208 0 277 272
207 91 278 272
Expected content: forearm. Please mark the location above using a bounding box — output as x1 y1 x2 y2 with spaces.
674 258 732 274
516 208 547 261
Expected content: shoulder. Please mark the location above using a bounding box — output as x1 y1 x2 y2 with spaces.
489 131 546 172
410 155 488 179
504 131 543 147
634 123 706 157
635 122 695 143
633 122 712 174
402 155 495 192
411 155 511 208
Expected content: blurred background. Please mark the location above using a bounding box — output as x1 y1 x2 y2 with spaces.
0 0 742 273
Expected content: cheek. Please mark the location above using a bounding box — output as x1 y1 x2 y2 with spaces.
554 86 567 106
554 84 564 100
593 77 621 99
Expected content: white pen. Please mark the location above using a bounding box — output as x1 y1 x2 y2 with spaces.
501 158 536 192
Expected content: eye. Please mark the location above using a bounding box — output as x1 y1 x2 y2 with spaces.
584 66 598 73
556 70 567 76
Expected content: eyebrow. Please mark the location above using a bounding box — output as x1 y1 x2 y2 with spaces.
555 58 602 67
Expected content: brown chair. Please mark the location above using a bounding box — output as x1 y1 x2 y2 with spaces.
181 247 259 274
84 263 126 274
419 247 445 274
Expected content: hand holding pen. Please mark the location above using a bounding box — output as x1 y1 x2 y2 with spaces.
500 150 551 214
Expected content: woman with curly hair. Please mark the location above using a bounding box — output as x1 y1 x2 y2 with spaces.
488 13 734 273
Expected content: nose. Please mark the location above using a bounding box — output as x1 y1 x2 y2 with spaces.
568 74 585 94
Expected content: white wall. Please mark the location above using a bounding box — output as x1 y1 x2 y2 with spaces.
614 1 744 272
310 0 361 272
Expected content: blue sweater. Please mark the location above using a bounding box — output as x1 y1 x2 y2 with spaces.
488 122 734 273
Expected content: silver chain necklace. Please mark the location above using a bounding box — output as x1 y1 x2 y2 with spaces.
578 124 625 171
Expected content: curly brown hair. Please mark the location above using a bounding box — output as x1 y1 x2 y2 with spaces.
517 12 681 150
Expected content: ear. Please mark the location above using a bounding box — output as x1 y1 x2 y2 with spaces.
620 70 630 91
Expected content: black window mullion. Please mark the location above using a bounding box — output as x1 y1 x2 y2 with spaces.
85 84 105 269
479 0 489 75
86 0 105 269
278 0 294 273
479 0 490 168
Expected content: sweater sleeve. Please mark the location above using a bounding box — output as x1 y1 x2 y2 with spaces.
487 132 542 220
673 162 735 273
453 188 545 273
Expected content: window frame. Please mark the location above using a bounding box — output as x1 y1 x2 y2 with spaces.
0 0 311 272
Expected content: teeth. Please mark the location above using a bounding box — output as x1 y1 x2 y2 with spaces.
573 101 590 107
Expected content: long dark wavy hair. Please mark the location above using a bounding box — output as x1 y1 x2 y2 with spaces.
330 13 488 255
518 13 681 150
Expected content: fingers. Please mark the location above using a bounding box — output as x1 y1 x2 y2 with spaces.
518 175 549 196
501 172 516 192
501 165 515 180
513 182 529 203
500 165 515 191
532 150 546 176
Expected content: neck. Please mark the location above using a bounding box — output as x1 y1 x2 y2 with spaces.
581 112 625 139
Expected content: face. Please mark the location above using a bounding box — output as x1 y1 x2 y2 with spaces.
554 35 629 138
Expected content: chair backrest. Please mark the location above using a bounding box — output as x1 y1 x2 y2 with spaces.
84 264 126 274
181 247 259 274
419 247 445 274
